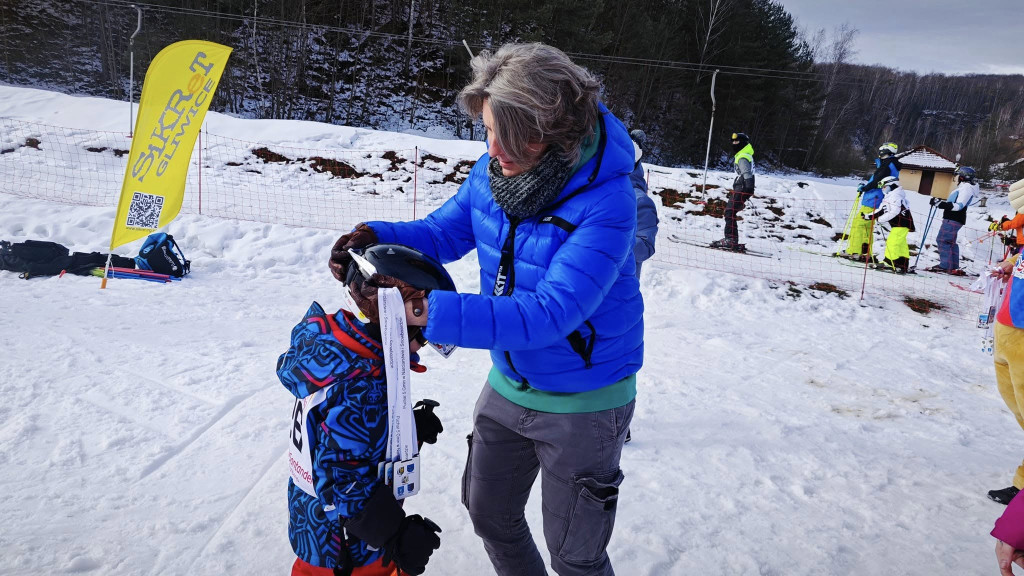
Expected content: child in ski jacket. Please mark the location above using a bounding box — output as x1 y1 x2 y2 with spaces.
847 143 901 259
863 178 915 273
277 302 441 576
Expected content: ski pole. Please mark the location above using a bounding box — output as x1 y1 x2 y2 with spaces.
912 203 938 270
859 217 876 303
835 191 863 257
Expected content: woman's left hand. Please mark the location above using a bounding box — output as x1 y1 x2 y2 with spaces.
351 274 429 326
996 539 1024 576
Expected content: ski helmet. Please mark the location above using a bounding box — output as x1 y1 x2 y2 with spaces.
879 175 899 189
877 142 898 157
342 243 457 354
629 129 647 149
955 165 977 184
731 132 749 153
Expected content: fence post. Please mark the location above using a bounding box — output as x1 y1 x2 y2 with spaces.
198 128 202 215
413 146 418 220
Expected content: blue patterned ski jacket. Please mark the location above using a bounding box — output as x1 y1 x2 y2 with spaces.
277 303 394 569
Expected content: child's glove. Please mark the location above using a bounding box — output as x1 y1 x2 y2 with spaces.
929 197 941 207
861 211 875 221
857 184 865 193
329 223 377 281
380 515 442 576
414 399 443 445
350 274 427 324
344 485 443 576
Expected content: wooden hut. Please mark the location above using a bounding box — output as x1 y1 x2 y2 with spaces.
897 146 958 198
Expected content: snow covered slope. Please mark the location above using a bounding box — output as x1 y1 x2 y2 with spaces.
0 86 1016 575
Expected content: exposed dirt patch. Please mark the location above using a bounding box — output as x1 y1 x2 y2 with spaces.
309 156 365 178
24 137 41 149
811 216 832 227
809 282 849 299
86 146 107 153
657 188 693 208
903 296 944 315
689 197 727 218
253 147 291 163
443 159 476 184
382 150 407 171
419 152 446 165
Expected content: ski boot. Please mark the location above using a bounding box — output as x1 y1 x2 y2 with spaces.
988 486 1020 505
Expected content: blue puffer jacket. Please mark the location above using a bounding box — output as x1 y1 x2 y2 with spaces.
367 104 643 392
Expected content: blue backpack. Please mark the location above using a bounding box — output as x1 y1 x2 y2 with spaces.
136 233 190 277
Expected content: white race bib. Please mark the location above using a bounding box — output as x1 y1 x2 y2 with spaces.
287 385 333 497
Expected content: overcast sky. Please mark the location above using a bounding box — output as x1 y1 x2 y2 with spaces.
776 0 1024 75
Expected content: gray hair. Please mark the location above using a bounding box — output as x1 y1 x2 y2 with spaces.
458 43 601 168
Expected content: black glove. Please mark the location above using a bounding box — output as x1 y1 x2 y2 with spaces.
381 515 442 576
329 223 378 281
937 201 953 210
861 211 875 221
414 399 443 445
929 197 940 207
345 485 406 549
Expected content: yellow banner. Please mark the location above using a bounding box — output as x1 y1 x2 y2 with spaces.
110 40 232 249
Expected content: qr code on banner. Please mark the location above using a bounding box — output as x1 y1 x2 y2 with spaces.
125 192 164 229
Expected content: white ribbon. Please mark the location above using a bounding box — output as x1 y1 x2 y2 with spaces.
379 287 420 498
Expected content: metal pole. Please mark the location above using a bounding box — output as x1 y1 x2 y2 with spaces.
700 69 719 199
462 39 474 59
128 5 142 138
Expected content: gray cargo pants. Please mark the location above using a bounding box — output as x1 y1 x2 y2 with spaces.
461 384 634 576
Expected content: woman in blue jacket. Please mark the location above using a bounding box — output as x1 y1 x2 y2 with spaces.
329 43 643 576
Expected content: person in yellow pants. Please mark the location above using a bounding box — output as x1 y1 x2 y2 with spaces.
862 176 914 273
990 180 1024 505
847 205 877 260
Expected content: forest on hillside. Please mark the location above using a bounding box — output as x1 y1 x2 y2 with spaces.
2 0 1022 179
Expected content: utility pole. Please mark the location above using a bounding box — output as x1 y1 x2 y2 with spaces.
128 5 142 137
701 69 720 198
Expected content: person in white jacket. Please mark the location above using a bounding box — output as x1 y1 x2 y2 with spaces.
862 176 916 274
926 166 979 275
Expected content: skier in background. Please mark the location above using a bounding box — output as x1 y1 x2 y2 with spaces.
845 142 902 261
926 165 979 275
710 132 754 252
629 129 659 278
625 129 659 444
994 211 1024 257
861 175 915 274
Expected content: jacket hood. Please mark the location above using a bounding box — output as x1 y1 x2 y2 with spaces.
558 103 636 198
276 303 386 399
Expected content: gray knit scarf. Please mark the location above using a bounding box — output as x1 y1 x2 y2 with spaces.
488 151 574 218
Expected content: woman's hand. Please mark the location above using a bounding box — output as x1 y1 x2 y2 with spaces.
992 257 1016 279
350 274 428 326
329 223 377 281
996 539 1024 575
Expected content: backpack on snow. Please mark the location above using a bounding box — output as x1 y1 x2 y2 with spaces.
135 233 190 277
0 240 138 279
0 240 72 278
